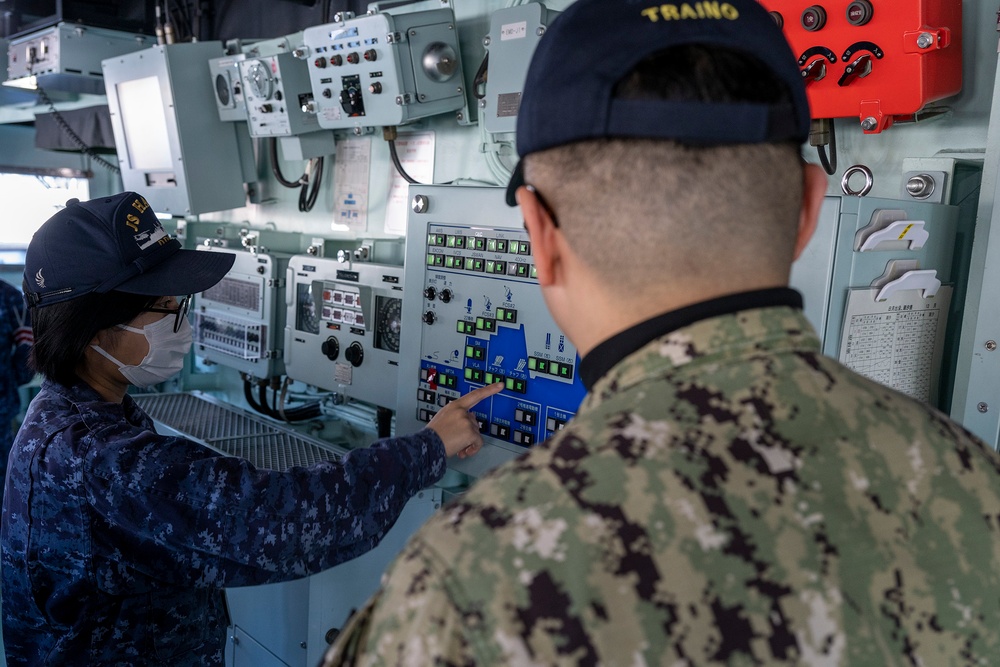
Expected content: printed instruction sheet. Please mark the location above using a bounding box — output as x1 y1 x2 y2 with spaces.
839 286 952 404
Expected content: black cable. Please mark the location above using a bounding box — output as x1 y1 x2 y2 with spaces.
817 119 837 175
473 53 489 100
388 139 419 185
269 137 305 188
298 156 324 212
35 82 119 173
243 378 269 415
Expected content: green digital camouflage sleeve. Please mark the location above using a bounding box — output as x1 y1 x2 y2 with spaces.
321 535 479 667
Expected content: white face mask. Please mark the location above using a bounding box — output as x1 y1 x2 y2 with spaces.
91 315 193 387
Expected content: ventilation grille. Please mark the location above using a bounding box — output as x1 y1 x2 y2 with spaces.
134 392 342 471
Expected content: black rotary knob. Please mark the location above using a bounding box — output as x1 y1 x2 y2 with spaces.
321 337 339 361
345 342 364 367
422 311 436 325
439 289 453 303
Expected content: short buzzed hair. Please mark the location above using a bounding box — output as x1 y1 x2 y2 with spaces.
523 45 805 295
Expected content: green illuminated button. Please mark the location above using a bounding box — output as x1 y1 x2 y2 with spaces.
440 374 457 389
472 259 485 272
502 308 517 323
426 253 436 266
485 372 505 385
464 367 474 380
464 257 476 271
518 241 531 254
497 239 509 253
446 235 466 249
530 265 538 279
493 261 507 274
528 358 537 370
515 264 529 277
504 378 516 391
511 378 527 393
486 260 496 274
457 320 476 335
472 237 486 250
496 307 506 321
445 256 458 268
465 345 485 361
536 358 549 373
558 364 574 379
475 317 496 332
487 239 498 252
427 233 446 246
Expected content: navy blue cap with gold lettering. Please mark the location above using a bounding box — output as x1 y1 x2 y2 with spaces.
23 192 235 308
506 0 812 205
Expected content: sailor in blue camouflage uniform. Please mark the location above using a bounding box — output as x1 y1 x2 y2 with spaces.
322 1 1000 665
0 279 34 487
1 192 499 665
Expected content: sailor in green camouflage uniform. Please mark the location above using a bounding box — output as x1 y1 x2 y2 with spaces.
322 0 1000 664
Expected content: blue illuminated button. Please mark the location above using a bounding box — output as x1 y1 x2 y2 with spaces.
489 423 510 440
512 430 534 446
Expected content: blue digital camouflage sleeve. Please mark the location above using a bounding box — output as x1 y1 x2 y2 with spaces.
82 402 447 589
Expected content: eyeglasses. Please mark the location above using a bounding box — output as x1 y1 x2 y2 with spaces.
144 295 191 333
524 184 560 229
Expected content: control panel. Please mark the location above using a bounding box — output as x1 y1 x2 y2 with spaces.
300 8 466 131
397 186 586 478
193 246 293 380
6 23 153 94
239 46 322 138
758 0 962 133
284 255 405 409
481 3 558 135
208 52 247 122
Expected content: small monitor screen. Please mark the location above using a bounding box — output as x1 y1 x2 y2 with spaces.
116 76 173 171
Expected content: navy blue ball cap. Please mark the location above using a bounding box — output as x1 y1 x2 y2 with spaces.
23 192 235 308
506 0 812 205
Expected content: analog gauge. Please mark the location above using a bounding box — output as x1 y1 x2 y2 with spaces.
245 60 273 100
215 72 231 107
296 284 320 335
375 297 402 353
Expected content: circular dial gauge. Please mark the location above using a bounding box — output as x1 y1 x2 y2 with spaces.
245 61 273 100
376 297 402 353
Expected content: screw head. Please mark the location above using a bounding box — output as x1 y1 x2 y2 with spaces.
860 116 878 131
483 36 491 47
978 402 989 413
412 194 430 214
987 340 997 351
916 32 934 49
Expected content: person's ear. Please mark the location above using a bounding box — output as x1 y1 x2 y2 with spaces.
517 186 560 287
793 162 828 261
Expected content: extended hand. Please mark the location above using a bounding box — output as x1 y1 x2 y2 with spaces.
426 382 503 458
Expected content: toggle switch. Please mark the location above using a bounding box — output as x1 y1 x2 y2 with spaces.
838 53 873 87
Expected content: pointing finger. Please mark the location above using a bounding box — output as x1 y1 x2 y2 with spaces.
450 382 503 411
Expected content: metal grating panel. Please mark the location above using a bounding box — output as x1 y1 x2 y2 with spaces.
134 392 342 470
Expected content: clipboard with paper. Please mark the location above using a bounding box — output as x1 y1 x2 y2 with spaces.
838 261 952 404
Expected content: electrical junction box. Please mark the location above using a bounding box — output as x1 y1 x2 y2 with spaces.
4 23 153 94
103 42 250 215
284 255 405 410
481 3 559 135
300 8 467 132
397 186 586 478
758 0 962 133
